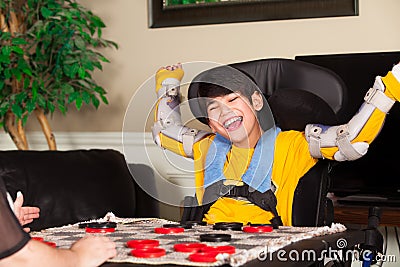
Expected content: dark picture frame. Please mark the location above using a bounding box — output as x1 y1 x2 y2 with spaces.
148 0 359 28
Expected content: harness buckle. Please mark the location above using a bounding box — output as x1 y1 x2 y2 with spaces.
221 184 249 198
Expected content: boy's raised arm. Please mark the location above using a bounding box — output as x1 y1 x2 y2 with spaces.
304 62 400 161
152 64 209 158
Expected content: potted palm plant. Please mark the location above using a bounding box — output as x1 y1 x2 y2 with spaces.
0 0 117 150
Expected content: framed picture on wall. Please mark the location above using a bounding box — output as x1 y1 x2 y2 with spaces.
148 0 359 28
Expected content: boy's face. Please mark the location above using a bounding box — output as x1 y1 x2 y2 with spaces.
206 91 263 148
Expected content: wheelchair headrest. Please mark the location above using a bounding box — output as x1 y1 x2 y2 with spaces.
268 88 338 131
230 58 348 121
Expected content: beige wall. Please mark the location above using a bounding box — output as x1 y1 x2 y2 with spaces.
28 0 400 132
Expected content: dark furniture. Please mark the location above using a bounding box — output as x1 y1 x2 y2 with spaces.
2 149 160 231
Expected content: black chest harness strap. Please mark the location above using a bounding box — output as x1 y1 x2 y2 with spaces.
180 181 283 229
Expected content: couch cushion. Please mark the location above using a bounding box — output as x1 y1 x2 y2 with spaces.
1 149 137 231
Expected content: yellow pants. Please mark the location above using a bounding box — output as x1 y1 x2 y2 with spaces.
204 197 274 225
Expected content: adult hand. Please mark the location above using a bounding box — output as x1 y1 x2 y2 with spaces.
13 191 40 232
70 235 117 267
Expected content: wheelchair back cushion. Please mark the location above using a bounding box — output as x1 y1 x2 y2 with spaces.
268 88 339 131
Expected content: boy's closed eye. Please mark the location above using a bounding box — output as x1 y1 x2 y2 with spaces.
208 106 217 112
206 100 218 112
228 96 239 102
206 93 241 111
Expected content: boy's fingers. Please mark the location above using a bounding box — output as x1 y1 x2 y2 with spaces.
159 63 182 71
172 63 182 70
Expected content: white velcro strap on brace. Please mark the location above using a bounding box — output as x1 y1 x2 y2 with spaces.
307 125 323 158
151 120 166 147
157 78 180 98
335 125 363 160
182 128 198 157
162 78 180 97
157 85 179 99
166 84 179 97
364 87 395 113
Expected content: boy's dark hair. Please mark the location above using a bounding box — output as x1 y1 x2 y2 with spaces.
195 65 256 99
197 82 237 99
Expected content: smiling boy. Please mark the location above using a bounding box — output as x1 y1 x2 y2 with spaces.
152 62 400 226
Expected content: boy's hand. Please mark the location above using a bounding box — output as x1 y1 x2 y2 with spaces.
155 63 184 93
14 191 40 232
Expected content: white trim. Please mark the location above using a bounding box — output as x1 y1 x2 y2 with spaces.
0 131 153 152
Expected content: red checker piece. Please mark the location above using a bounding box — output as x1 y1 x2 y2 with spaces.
174 243 207 253
201 245 236 254
243 225 273 233
189 251 219 263
131 247 166 258
31 237 44 242
44 241 57 247
127 239 159 249
85 227 115 233
154 227 184 234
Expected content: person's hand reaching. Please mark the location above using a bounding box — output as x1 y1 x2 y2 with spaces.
70 235 117 267
13 191 40 232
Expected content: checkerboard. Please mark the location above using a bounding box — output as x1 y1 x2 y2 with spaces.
31 215 346 267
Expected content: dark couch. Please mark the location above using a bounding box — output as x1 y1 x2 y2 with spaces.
1 149 159 231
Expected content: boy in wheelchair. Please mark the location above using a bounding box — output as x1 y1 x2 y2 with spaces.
152 62 400 227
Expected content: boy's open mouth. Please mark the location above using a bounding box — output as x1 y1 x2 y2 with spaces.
223 116 243 130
